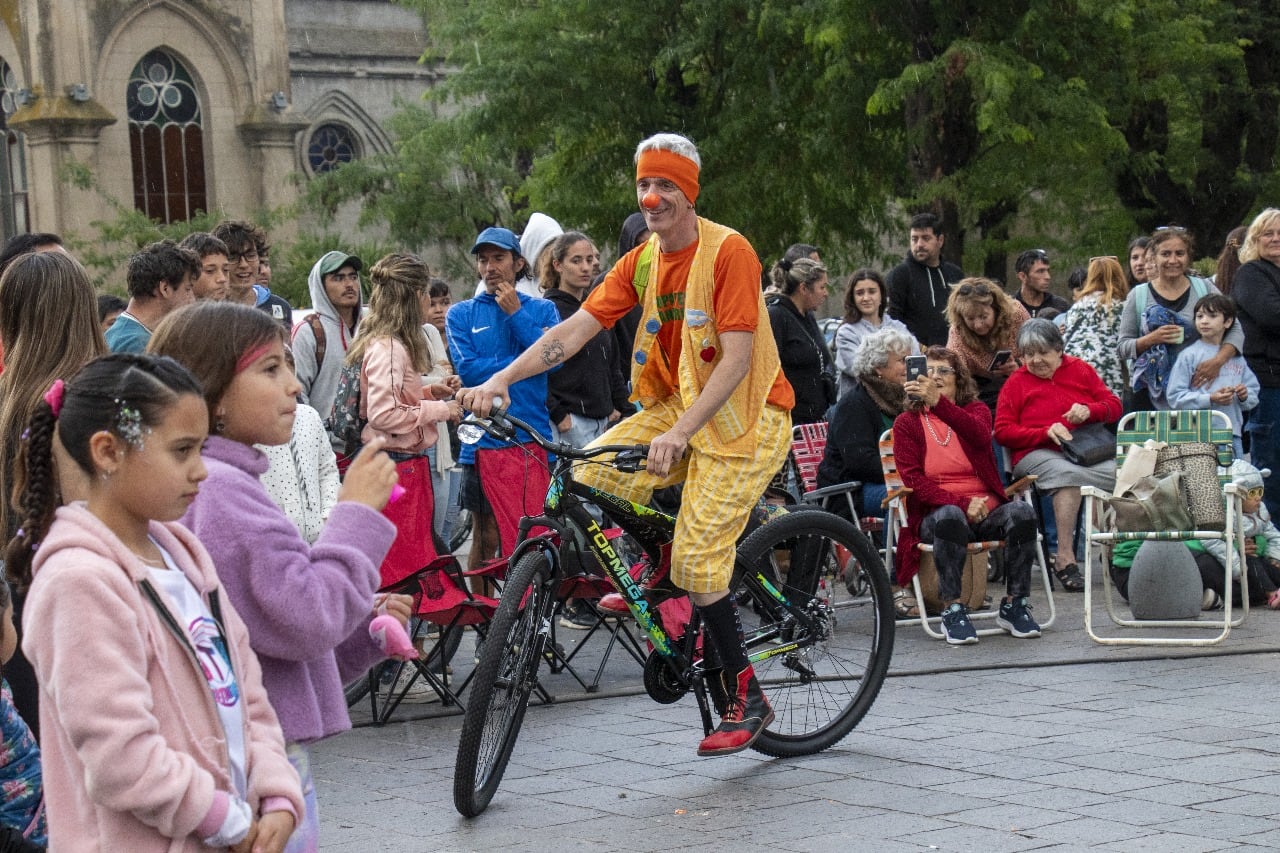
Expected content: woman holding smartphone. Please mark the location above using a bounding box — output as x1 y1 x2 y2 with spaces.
945 278 1029 415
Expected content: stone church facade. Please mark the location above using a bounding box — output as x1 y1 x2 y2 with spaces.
0 0 436 243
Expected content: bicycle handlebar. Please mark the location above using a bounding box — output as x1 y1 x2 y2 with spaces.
460 406 648 472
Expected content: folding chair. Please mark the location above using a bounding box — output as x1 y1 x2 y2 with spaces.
791 422 884 541
1082 409 1246 646
544 528 647 693
357 555 499 724
881 429 1057 638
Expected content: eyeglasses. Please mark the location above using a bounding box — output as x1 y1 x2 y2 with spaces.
1154 225 1187 233
1246 487 1265 500
1088 255 1118 264
227 250 259 265
926 366 955 376
326 272 360 283
956 283 992 297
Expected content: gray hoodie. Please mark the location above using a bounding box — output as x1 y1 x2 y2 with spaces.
291 257 362 425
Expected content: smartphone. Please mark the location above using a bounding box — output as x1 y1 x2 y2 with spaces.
906 355 928 383
989 350 1012 371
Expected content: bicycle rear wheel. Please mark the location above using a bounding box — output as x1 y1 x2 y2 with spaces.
732 507 894 757
453 551 552 817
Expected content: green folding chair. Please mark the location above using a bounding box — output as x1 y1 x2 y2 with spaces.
1082 409 1246 645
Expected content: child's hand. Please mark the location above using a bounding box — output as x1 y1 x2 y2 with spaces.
426 382 455 401
376 593 414 628
444 374 463 392
338 436 397 510
1237 384 1249 401
1244 538 1259 557
251 811 295 853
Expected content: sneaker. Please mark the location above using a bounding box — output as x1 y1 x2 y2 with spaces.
941 602 978 645
391 666 439 704
1201 588 1224 611
996 596 1042 638
558 602 598 630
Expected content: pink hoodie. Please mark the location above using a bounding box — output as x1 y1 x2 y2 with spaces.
22 504 304 851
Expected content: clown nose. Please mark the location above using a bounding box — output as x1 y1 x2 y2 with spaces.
641 192 661 210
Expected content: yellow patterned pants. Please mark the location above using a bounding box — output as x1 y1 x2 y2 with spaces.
577 397 790 593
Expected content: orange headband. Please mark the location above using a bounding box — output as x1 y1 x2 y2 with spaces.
636 149 700 204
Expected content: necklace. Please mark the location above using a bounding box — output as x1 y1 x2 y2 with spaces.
119 311 153 333
922 411 952 447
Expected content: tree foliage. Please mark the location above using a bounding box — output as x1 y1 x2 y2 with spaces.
305 0 1280 278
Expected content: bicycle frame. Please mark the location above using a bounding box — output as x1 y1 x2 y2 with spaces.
465 410 827 713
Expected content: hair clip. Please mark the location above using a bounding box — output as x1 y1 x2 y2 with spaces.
43 379 65 417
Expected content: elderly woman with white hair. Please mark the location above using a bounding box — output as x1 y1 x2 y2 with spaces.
1233 208 1280 519
816 327 914 520
995 318 1121 591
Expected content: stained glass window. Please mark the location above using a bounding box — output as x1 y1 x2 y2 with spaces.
127 50 206 223
307 123 359 175
0 58 29 240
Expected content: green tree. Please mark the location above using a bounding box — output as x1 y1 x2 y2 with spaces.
308 0 900 271
307 0 1280 278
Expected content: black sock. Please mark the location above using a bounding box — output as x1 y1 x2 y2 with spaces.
699 595 749 673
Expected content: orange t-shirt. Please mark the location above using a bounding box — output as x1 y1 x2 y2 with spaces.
582 234 793 409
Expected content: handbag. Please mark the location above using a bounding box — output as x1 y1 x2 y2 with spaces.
1154 443 1224 531
1060 422 1114 467
1109 472 1195 532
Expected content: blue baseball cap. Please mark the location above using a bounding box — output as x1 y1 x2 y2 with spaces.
470 227 522 256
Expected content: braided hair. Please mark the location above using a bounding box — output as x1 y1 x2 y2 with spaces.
4 353 203 589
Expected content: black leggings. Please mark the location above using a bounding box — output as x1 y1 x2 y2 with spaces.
919 501 1039 602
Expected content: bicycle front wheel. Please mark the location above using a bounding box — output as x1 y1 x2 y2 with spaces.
453 551 552 817
732 507 894 757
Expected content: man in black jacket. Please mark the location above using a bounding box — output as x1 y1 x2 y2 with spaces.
885 212 964 346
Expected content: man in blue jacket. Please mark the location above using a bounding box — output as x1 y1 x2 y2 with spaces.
447 227 559 575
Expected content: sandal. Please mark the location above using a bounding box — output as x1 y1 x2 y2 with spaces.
893 587 920 619
1053 563 1086 592
1268 589 1280 611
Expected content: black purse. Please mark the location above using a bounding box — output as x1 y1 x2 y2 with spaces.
1060 422 1114 467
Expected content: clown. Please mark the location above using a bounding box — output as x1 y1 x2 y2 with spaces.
459 132 794 757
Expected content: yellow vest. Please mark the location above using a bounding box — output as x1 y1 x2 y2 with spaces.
630 218 784 458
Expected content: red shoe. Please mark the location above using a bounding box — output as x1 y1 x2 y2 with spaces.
598 557 680 613
696 665 773 757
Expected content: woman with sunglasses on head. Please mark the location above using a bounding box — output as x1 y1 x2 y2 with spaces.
945 277 1029 415
996 319 1121 591
1063 256 1130 399
1118 226 1242 411
893 347 1042 644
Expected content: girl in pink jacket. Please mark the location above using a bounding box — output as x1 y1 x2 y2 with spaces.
8 353 304 852
344 253 462 586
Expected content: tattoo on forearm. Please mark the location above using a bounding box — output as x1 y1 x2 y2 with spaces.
540 339 566 367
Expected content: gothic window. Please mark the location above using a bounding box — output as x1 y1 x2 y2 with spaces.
306 123 359 175
0 58 29 240
127 50 207 223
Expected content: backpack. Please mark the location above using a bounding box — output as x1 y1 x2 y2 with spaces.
1133 276 1210 316
328 359 366 462
303 313 327 372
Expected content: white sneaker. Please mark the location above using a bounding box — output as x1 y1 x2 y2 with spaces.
1201 588 1223 611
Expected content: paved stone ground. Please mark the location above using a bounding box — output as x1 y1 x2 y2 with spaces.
316 575 1280 852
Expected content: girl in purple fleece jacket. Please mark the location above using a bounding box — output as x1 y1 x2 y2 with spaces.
150 303 411 852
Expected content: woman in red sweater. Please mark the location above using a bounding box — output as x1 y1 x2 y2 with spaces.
894 347 1042 645
995 318 1121 590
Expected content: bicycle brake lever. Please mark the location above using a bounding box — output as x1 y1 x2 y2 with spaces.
614 448 648 473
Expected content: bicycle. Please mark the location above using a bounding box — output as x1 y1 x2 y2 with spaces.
452 407 895 818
